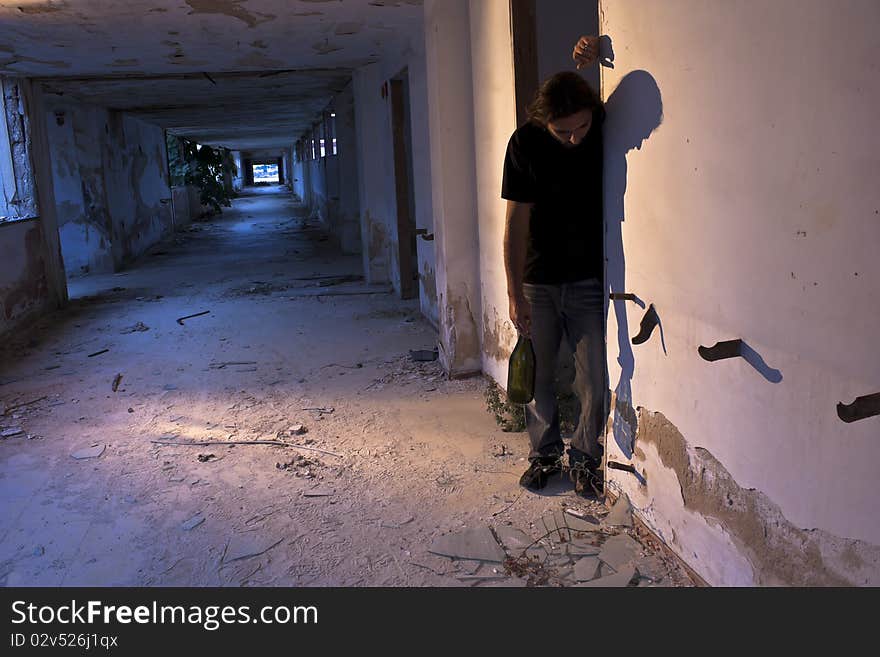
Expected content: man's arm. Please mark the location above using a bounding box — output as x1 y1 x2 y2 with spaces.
504 200 533 335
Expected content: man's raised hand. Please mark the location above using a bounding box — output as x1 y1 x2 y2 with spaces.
573 35 599 69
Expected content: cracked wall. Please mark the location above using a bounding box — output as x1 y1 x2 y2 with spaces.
1 78 38 221
601 0 880 585
102 111 174 267
616 406 880 586
47 99 173 273
45 103 113 275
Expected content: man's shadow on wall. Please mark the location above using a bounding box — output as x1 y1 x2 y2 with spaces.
604 69 664 459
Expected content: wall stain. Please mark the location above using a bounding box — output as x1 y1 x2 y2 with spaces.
635 407 880 585
1 225 49 321
17 1 67 14
184 1 276 29
445 287 480 376
420 263 437 305
481 305 514 362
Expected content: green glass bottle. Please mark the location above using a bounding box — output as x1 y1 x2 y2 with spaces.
507 333 535 405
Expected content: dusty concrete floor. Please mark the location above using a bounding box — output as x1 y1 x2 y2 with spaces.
0 187 695 587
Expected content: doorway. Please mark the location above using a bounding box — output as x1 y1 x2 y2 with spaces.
390 69 419 301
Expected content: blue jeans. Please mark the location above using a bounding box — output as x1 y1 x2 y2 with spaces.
521 278 606 462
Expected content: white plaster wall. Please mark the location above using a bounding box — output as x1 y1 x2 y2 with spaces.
601 0 880 584
423 0 482 374
353 65 398 288
334 83 363 256
352 26 433 297
469 0 519 381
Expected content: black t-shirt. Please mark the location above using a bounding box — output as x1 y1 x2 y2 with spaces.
501 116 603 284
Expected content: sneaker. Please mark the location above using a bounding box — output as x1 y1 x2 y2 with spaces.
569 454 604 497
519 456 562 491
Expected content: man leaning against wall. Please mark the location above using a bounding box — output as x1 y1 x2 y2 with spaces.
502 36 606 497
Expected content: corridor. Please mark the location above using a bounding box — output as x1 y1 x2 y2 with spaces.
2 0 877 588
0 187 692 586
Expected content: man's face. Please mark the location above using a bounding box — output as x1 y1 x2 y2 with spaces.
546 109 592 148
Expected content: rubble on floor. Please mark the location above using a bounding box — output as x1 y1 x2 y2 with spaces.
425 499 692 587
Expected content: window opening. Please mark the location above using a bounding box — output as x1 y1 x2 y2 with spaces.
252 162 279 184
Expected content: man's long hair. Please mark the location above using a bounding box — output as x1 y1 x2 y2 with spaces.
527 71 605 125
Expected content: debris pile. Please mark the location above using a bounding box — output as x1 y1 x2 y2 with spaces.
427 494 689 587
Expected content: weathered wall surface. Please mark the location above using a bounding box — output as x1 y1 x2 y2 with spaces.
0 78 63 337
469 0 519 382
0 219 49 333
101 112 173 265
352 65 396 287
170 185 200 228
45 103 113 275
46 99 173 273
601 0 880 586
422 0 481 374
1 79 38 222
333 84 363 256
292 157 306 202
304 154 329 228
352 26 433 303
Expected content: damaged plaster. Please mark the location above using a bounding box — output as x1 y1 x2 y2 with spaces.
17 1 68 15
2 78 38 221
48 100 173 273
184 1 276 29
0 222 49 325
633 407 880 586
481 304 515 363
442 286 480 376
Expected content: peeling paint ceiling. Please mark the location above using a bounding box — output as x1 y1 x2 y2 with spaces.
1 0 424 149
